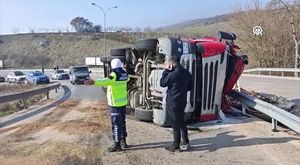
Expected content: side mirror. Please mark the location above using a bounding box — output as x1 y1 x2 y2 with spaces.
218 31 236 41
241 55 249 65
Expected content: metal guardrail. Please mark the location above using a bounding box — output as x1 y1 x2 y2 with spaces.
0 83 61 109
230 90 300 134
244 68 300 77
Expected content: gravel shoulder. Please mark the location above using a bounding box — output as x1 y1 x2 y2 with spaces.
1 98 299 165
102 118 300 165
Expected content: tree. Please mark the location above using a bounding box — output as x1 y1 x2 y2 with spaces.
93 24 102 32
268 0 300 75
143 26 152 33
231 0 300 68
70 17 94 33
11 27 20 34
134 26 142 32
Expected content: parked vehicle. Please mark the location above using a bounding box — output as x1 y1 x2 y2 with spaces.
101 31 248 126
26 71 50 84
69 66 91 85
51 69 69 80
6 71 26 83
0 75 5 82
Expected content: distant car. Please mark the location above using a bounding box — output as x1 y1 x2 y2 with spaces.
69 66 91 85
26 71 50 84
51 69 69 80
6 71 26 83
0 75 5 82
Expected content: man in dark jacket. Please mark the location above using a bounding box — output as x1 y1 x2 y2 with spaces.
160 56 192 152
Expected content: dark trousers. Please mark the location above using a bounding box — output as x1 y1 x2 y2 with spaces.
167 106 189 146
109 106 127 142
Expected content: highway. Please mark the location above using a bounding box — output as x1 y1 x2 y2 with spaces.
1 69 299 103
0 70 300 165
0 68 105 99
239 75 300 105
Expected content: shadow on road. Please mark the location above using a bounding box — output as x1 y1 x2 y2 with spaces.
125 131 299 152
0 85 71 128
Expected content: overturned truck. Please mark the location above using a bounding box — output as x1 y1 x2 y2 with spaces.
101 31 248 126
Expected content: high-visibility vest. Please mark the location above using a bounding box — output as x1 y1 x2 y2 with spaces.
95 69 128 107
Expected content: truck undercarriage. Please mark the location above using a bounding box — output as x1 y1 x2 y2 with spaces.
101 31 248 126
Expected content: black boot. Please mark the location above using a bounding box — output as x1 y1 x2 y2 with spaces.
165 143 180 152
107 142 122 152
120 138 128 148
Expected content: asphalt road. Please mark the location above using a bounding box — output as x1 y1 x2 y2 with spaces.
1 69 299 103
0 68 105 101
59 80 106 101
239 75 300 105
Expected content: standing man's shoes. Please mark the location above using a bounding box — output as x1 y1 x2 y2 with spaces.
120 138 128 148
165 144 180 152
107 142 122 152
180 142 191 151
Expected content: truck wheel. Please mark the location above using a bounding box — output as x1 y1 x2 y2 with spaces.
135 107 153 122
110 48 126 57
135 39 158 51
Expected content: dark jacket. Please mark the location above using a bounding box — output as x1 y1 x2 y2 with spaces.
160 65 192 109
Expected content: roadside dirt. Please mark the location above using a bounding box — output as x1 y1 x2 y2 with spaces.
0 99 110 165
0 99 300 165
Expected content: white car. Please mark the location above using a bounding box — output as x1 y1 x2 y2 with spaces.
6 71 27 83
51 69 69 80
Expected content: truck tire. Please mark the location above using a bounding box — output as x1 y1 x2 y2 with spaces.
110 48 126 57
135 107 153 122
102 56 126 62
135 39 158 51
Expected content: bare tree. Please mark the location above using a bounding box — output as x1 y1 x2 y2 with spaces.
232 0 299 68
134 26 142 32
269 0 300 76
11 27 20 34
143 26 152 33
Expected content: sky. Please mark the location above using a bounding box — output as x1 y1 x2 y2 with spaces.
0 0 269 34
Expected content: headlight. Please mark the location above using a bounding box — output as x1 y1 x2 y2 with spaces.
86 76 90 79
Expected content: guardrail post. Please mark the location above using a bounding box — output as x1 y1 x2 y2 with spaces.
242 104 247 115
272 118 278 132
55 88 58 93
46 91 49 99
21 99 27 109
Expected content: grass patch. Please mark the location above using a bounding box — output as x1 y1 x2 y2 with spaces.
0 84 35 96
0 94 45 117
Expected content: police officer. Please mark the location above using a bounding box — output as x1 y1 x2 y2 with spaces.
160 56 192 152
85 58 128 152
